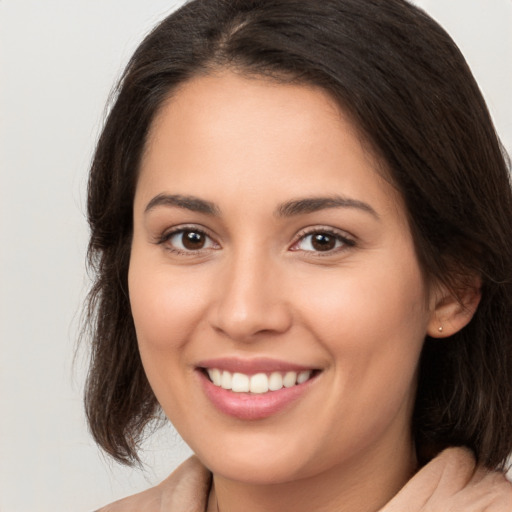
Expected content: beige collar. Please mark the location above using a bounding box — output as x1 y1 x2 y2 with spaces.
158 456 212 512
98 456 211 511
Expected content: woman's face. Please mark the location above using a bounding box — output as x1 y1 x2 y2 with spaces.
129 71 437 485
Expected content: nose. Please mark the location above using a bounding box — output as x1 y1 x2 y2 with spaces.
208 250 293 342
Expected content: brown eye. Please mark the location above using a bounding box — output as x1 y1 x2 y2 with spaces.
311 233 336 251
182 230 206 250
292 229 353 254
165 228 218 253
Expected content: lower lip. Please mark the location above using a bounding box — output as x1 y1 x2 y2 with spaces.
197 370 318 420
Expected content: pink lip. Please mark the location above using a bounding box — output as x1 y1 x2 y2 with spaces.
196 359 320 421
196 357 315 375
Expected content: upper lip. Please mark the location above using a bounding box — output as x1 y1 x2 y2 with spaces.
196 357 318 375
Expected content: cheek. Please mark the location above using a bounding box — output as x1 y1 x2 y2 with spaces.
295 250 429 398
299 262 428 343
127 251 212 415
128 256 210 352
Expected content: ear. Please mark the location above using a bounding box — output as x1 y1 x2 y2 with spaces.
427 276 482 338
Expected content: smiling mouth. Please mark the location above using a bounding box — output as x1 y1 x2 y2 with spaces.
203 368 319 394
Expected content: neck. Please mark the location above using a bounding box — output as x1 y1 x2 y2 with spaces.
208 438 417 512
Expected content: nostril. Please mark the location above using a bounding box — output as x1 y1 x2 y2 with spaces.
209 304 293 342
207 269 293 341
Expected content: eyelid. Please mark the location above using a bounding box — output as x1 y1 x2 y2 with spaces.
289 226 356 254
153 223 354 256
156 224 220 254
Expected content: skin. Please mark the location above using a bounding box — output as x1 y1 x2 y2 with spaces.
99 448 512 511
128 71 481 512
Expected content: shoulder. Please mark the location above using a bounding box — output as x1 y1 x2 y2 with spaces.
380 448 512 512
95 485 163 512
96 456 211 512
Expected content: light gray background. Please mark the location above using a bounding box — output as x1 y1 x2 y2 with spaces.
0 1 511 511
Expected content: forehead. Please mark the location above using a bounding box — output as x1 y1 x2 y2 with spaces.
146 70 350 154
138 71 403 221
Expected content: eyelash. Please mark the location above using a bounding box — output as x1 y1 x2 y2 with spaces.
156 225 356 256
156 225 218 255
290 227 356 256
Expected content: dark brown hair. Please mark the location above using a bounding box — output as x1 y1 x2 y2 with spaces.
84 0 512 468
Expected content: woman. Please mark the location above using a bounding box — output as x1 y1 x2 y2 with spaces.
84 0 512 510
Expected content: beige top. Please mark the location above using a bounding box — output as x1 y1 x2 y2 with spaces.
96 447 512 511
97 456 211 512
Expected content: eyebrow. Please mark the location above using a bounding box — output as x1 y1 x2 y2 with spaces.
276 196 379 219
144 193 379 219
144 194 220 216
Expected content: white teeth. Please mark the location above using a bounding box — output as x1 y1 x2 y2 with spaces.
207 368 222 386
206 368 314 393
231 372 250 392
283 371 297 388
268 372 283 391
250 373 269 394
221 371 232 390
297 370 311 384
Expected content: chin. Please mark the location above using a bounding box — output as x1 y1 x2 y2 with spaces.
186 430 317 485
205 453 313 485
